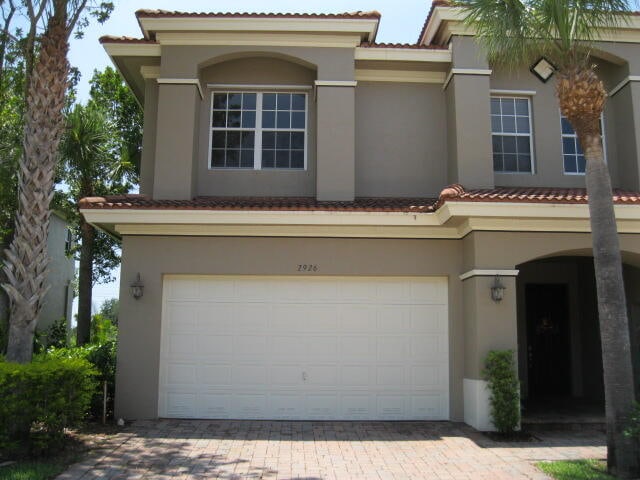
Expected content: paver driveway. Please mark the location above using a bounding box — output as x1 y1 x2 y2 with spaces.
57 420 605 480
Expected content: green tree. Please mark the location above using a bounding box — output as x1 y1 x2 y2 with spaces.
454 0 638 476
56 68 140 345
2 0 113 363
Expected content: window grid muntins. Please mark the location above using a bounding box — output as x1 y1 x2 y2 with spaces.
561 115 604 175
491 97 534 174
210 91 306 170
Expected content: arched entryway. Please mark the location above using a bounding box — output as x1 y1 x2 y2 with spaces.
516 255 640 421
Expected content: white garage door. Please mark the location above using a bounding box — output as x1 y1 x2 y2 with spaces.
159 276 449 420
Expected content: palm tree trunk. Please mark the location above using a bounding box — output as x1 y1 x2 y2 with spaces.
1 1 68 363
76 217 94 345
583 133 640 478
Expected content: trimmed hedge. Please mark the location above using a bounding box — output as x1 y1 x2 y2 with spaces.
0 357 96 456
44 341 116 420
484 349 520 434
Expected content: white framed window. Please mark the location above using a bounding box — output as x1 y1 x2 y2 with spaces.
491 96 534 173
560 114 605 175
209 91 307 170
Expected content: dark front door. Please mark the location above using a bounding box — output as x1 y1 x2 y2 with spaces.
526 284 571 398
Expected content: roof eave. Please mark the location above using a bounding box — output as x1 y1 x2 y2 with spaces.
136 16 380 43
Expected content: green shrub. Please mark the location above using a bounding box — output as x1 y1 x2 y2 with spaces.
44 341 117 420
90 314 117 344
483 349 520 434
45 318 68 349
0 357 96 456
624 402 640 439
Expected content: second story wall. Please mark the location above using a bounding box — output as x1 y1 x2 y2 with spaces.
196 57 317 197
355 82 447 197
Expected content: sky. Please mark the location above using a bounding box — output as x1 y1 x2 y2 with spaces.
74 0 434 309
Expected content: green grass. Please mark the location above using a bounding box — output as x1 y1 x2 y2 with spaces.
537 460 615 480
0 460 70 480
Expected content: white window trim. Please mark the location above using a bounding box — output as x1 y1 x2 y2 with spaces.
560 112 607 176
491 96 536 175
208 90 308 171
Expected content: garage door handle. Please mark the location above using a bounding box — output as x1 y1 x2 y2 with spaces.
302 371 308 382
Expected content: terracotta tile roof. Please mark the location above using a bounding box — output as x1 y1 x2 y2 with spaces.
79 195 439 213
79 186 640 214
417 0 451 44
135 9 382 20
435 184 640 207
99 35 157 44
359 42 448 50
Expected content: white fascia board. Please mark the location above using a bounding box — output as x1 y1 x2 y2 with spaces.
155 32 362 48
459 269 519 280
355 69 446 84
80 209 444 228
140 17 379 42
354 47 451 63
421 6 467 46
445 201 640 220
102 42 161 58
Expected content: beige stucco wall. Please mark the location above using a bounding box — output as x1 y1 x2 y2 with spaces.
355 83 448 197
39 214 74 333
115 235 466 420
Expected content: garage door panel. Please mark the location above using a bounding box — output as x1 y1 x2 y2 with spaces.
376 337 408 362
339 336 373 360
377 366 407 386
306 395 339 419
339 305 375 332
235 394 267 418
340 366 372 387
198 304 234 334
377 395 407 418
270 365 303 386
197 393 232 418
159 276 449 420
197 365 232 386
377 306 410 332
270 394 305 418
305 337 338 359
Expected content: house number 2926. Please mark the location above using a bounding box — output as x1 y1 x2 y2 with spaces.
298 264 318 272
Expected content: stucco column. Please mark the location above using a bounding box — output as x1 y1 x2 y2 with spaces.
315 82 356 201
140 76 159 196
152 82 200 200
461 272 518 431
609 79 640 190
445 37 494 189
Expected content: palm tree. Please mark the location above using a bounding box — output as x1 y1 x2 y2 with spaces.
59 104 109 345
2 0 68 363
453 0 638 476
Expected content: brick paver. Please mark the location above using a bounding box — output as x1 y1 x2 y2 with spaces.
56 420 606 480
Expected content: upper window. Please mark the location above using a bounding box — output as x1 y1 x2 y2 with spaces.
210 91 307 170
560 114 605 175
491 97 534 174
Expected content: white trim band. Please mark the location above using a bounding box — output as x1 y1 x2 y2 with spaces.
608 75 640 97
140 65 160 79
314 80 357 87
157 78 204 98
459 269 520 281
490 89 536 96
355 69 446 84
443 68 492 90
207 83 312 90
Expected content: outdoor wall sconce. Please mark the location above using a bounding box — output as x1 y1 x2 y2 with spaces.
530 57 556 83
490 275 506 302
130 273 144 300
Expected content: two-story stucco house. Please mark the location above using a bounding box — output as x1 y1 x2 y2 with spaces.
82 2 640 430
1 212 75 341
